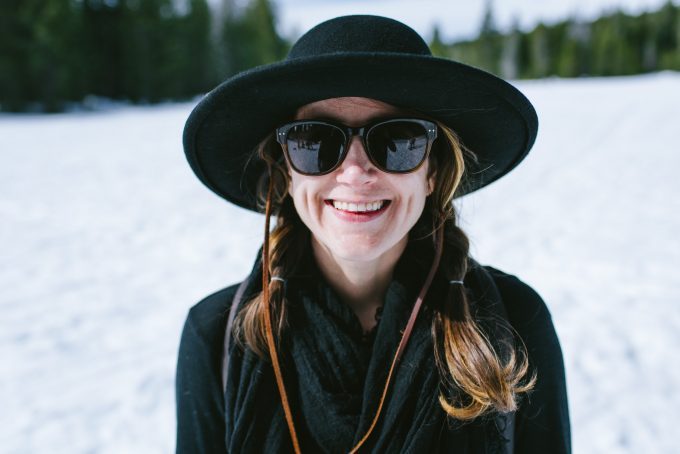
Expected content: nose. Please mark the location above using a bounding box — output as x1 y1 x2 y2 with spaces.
335 136 377 185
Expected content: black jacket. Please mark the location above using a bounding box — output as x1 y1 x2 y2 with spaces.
175 257 570 453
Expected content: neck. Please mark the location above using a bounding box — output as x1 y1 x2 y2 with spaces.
311 236 407 332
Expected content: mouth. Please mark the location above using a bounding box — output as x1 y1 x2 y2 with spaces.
325 199 391 215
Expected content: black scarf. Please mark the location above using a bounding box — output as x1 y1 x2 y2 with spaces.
224 239 513 453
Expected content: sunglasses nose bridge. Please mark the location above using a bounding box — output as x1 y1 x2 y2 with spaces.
338 129 375 174
344 125 372 157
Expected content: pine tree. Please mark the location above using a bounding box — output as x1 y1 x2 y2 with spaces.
656 0 679 70
1 0 34 111
529 23 550 78
479 0 501 74
82 0 126 100
180 0 214 96
220 0 288 77
1 0 86 112
429 25 448 58
500 18 521 79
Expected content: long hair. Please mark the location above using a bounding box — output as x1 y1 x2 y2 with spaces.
232 120 535 420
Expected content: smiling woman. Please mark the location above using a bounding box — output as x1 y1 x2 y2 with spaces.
177 14 570 454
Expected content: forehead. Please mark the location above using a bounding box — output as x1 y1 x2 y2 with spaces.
294 97 410 126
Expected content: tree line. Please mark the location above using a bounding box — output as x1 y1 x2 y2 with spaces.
1 0 678 113
431 0 680 79
0 0 287 112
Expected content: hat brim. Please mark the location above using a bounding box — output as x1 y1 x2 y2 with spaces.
183 52 538 212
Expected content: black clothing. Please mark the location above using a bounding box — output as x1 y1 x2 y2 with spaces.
176 250 570 453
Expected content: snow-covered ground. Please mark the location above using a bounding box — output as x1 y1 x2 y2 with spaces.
1 72 678 453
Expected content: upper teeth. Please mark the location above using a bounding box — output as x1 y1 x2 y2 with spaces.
332 200 384 212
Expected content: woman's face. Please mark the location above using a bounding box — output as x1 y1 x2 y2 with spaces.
287 97 434 264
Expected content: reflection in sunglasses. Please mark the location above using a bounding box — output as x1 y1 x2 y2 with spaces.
384 136 427 170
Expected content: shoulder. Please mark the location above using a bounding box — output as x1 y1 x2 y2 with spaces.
482 266 571 452
175 283 242 403
481 265 567 391
482 265 552 330
484 266 571 454
176 284 242 453
182 283 241 345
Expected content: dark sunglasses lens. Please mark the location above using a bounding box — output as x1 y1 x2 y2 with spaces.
367 121 429 172
285 123 345 174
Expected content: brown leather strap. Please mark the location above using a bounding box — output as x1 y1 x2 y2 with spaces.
263 176 302 454
348 226 444 453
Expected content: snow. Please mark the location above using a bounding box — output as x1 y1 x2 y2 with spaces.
1 72 678 453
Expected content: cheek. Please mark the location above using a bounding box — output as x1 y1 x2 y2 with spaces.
402 171 430 205
288 172 312 201
288 174 324 223
288 176 307 215
398 172 430 226
287 173 299 199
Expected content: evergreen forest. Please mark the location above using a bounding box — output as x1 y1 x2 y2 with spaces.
1 0 678 112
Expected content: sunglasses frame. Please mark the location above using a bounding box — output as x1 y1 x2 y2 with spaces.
275 117 438 176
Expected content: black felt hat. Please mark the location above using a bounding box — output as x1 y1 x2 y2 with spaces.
183 14 538 212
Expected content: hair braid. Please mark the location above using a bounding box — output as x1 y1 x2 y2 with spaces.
232 139 307 356
432 218 535 419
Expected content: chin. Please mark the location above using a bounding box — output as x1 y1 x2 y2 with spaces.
326 235 401 263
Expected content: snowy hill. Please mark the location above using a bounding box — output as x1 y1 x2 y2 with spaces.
1 72 678 453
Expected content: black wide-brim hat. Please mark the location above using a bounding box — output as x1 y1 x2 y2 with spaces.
183 15 538 212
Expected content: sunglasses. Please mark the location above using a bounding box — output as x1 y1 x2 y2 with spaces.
275 118 438 176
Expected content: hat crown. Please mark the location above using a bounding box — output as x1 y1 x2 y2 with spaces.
287 15 432 60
